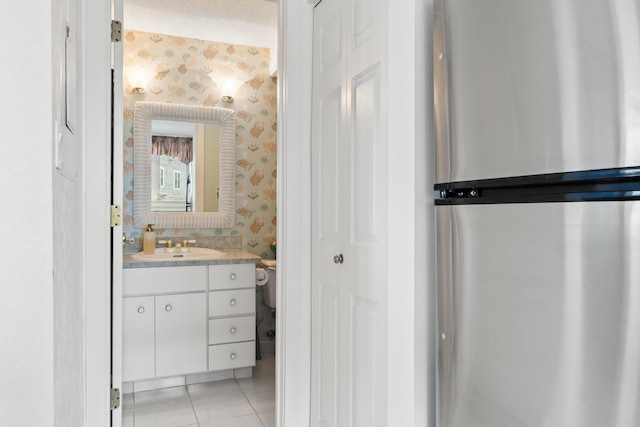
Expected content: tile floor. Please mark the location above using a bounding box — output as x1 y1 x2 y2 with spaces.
122 353 275 427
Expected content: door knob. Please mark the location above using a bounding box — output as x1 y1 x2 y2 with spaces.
165 304 173 312
137 306 145 314
333 254 344 264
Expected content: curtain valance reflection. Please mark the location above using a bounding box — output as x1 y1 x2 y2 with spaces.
151 135 193 165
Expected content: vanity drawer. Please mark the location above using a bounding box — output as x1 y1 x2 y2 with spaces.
124 266 206 296
209 263 255 290
208 341 255 371
209 316 255 344
209 289 255 317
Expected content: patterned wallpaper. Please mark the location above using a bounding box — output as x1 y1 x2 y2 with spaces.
122 30 277 259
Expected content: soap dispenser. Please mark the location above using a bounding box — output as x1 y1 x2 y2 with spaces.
143 224 156 255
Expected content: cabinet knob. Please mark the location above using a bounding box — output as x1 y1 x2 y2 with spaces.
137 306 145 314
333 254 344 264
165 304 173 312
230 353 237 360
229 298 237 306
230 273 237 280
230 327 237 334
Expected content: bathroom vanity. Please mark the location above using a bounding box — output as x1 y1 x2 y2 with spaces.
122 250 260 382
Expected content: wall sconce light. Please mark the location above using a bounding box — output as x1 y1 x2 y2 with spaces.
220 77 243 103
128 66 153 94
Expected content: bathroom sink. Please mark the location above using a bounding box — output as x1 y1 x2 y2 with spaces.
131 247 224 261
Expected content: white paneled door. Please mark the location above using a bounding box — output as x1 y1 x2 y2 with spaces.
311 0 388 425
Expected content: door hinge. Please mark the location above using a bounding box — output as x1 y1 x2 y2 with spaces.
110 387 121 410
111 20 122 42
110 205 121 227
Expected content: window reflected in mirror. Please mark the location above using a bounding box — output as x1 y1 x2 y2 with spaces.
150 120 220 213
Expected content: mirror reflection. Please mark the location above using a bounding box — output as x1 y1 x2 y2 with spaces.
150 120 220 213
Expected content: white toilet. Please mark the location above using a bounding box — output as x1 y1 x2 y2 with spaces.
261 259 277 311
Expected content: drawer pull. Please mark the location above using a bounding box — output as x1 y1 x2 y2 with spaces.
230 298 237 306
230 327 237 334
230 352 237 360
165 304 173 312
137 306 145 314
230 273 237 280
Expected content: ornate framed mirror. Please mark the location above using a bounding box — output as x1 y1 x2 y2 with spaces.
133 102 236 228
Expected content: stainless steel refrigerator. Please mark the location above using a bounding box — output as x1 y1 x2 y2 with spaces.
434 1 640 426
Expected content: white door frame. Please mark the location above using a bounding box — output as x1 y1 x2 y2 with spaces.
110 0 125 425
85 0 434 425
84 0 316 427
276 0 317 425
81 0 319 424
85 0 115 425
80 0 317 424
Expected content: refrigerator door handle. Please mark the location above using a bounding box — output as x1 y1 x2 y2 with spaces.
436 205 455 426
434 0 452 185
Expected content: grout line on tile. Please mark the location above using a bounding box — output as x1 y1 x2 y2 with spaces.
128 358 274 427
185 385 201 427
256 411 270 427
234 373 266 426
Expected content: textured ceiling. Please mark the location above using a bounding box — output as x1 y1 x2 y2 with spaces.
125 0 277 28
124 0 278 54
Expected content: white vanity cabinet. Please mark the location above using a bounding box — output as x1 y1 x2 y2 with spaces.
208 264 256 370
123 266 207 381
122 262 257 382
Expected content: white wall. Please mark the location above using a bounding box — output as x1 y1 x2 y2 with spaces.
0 1 54 426
1 0 112 425
51 0 87 422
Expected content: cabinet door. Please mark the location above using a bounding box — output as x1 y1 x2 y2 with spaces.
123 296 155 381
155 293 207 377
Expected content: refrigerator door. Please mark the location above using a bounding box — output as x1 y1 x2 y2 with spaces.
434 0 640 184
436 201 640 427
